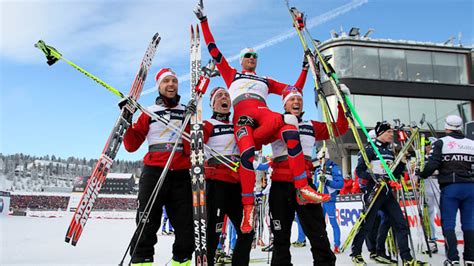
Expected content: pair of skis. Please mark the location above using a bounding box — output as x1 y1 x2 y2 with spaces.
35 33 162 246
286 2 396 184
190 24 208 266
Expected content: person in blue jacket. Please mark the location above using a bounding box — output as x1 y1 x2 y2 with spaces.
315 150 344 253
420 115 474 266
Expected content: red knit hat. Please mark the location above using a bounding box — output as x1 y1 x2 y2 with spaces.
155 68 177 85
209 87 227 107
281 86 302 106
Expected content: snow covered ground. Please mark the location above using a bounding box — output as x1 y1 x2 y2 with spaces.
1 213 452 265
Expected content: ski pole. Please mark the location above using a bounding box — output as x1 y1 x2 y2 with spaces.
286 4 396 182
399 179 418 261
34 41 240 172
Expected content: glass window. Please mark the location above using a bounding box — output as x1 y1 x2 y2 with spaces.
334 46 352 78
461 101 472 122
457 54 468 84
435 99 463 130
379 48 407 81
408 98 436 127
354 95 382 128
432 52 459 84
382 96 410 124
406 50 434 82
352 47 380 79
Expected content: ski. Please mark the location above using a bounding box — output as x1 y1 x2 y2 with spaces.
40 33 161 246
190 24 208 266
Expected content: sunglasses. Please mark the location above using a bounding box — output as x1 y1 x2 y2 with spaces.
243 52 258 59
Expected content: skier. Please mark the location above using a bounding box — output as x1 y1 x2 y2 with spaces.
419 115 474 266
203 87 254 265
315 150 344 254
123 68 194 266
267 86 349 265
350 121 426 266
194 0 330 234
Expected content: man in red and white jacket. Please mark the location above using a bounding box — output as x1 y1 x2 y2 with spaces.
194 0 328 234
203 87 254 265
123 68 194 266
267 85 349 265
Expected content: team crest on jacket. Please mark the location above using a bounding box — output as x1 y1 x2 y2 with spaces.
236 127 248 140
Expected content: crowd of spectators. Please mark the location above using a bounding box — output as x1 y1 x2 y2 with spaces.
10 195 69 210
94 197 137 210
10 195 137 211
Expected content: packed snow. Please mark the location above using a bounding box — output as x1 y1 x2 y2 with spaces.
1 211 453 265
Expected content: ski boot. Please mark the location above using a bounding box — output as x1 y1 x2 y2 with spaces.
369 251 377 260
443 260 460 266
333 245 340 254
422 240 438 254
262 243 273 252
402 258 429 265
168 229 175 235
351 254 367 266
374 253 397 265
291 240 306 248
240 204 255 234
296 185 331 205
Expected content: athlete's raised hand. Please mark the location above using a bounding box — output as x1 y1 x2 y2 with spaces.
194 0 206 21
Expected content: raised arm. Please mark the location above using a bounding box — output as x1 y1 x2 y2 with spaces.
311 103 349 141
267 67 308 95
195 2 236 88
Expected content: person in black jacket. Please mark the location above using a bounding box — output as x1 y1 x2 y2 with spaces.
350 121 426 266
420 115 474 266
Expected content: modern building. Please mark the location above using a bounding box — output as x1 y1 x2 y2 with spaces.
316 29 473 175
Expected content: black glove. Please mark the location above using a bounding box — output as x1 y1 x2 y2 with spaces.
302 54 309 69
118 97 137 112
318 171 327 184
415 168 422 178
193 0 207 21
185 100 197 115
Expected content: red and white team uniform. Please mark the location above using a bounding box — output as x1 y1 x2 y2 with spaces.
200 19 319 210
203 115 240 183
123 100 190 169
271 104 348 182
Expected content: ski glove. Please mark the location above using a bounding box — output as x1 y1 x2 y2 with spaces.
118 97 137 113
185 100 197 115
318 170 327 184
339 84 351 96
302 54 309 69
194 0 206 21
